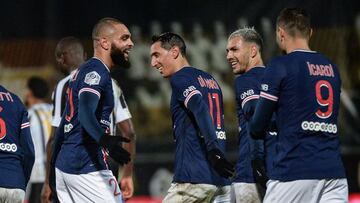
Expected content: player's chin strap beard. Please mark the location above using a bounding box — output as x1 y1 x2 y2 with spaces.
110 47 131 69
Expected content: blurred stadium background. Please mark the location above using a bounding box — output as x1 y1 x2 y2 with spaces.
1 0 360 201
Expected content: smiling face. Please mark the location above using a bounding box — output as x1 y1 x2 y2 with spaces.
226 36 251 74
150 41 177 78
109 23 134 68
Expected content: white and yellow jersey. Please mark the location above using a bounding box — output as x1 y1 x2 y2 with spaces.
110 79 132 135
28 102 53 183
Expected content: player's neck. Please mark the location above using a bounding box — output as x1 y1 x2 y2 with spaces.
247 57 264 72
285 38 310 54
93 51 113 70
28 98 45 108
175 58 190 73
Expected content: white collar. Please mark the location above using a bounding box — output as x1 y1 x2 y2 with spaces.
292 49 316 53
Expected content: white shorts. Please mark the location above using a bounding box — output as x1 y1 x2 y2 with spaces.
230 182 262 203
56 168 123 203
162 182 217 203
212 185 231 203
264 178 348 203
0 187 25 203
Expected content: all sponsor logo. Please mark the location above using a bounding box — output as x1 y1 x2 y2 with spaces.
216 131 226 140
301 121 337 133
0 143 17 152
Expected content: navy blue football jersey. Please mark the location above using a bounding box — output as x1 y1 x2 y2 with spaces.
260 50 346 181
233 67 275 183
170 67 228 186
55 57 114 174
0 85 34 190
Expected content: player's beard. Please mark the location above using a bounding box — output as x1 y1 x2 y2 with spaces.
110 44 131 69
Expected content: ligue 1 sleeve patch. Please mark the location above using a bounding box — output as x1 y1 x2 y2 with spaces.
84 71 101 86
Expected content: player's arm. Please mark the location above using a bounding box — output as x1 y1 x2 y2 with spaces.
242 98 269 187
41 127 55 203
78 92 130 165
242 99 265 159
186 93 220 151
116 119 136 199
185 92 234 178
19 109 35 186
249 58 285 140
249 97 277 139
49 116 66 194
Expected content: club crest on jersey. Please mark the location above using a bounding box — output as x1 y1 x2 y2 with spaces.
183 86 197 97
84 71 101 86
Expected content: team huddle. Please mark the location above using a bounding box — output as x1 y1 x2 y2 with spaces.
0 7 348 203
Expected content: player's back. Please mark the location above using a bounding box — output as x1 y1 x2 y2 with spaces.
264 50 345 181
0 85 33 190
170 66 227 185
55 58 114 174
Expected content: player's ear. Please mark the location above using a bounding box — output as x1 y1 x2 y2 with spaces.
171 46 180 59
250 44 257 58
278 27 285 42
99 37 111 50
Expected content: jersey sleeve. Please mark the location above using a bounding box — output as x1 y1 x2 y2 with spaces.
170 74 202 107
19 107 35 186
235 76 260 118
171 74 220 151
112 80 132 123
78 68 110 99
259 58 287 102
51 85 62 127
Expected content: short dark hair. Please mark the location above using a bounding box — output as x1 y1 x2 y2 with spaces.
27 76 49 99
92 17 124 40
276 8 311 39
55 36 84 58
151 32 187 56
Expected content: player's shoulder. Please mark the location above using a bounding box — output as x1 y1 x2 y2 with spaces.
0 86 25 111
170 67 196 85
79 58 109 75
111 78 122 94
235 67 263 85
268 55 288 66
55 74 72 88
77 58 110 84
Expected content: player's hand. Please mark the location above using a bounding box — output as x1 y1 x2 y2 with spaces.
120 176 134 199
41 182 52 203
208 148 235 178
251 158 268 188
99 134 131 165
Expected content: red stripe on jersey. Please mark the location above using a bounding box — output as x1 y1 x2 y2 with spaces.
184 90 202 108
260 92 278 102
21 122 30 129
79 88 101 98
241 95 260 108
101 148 109 169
